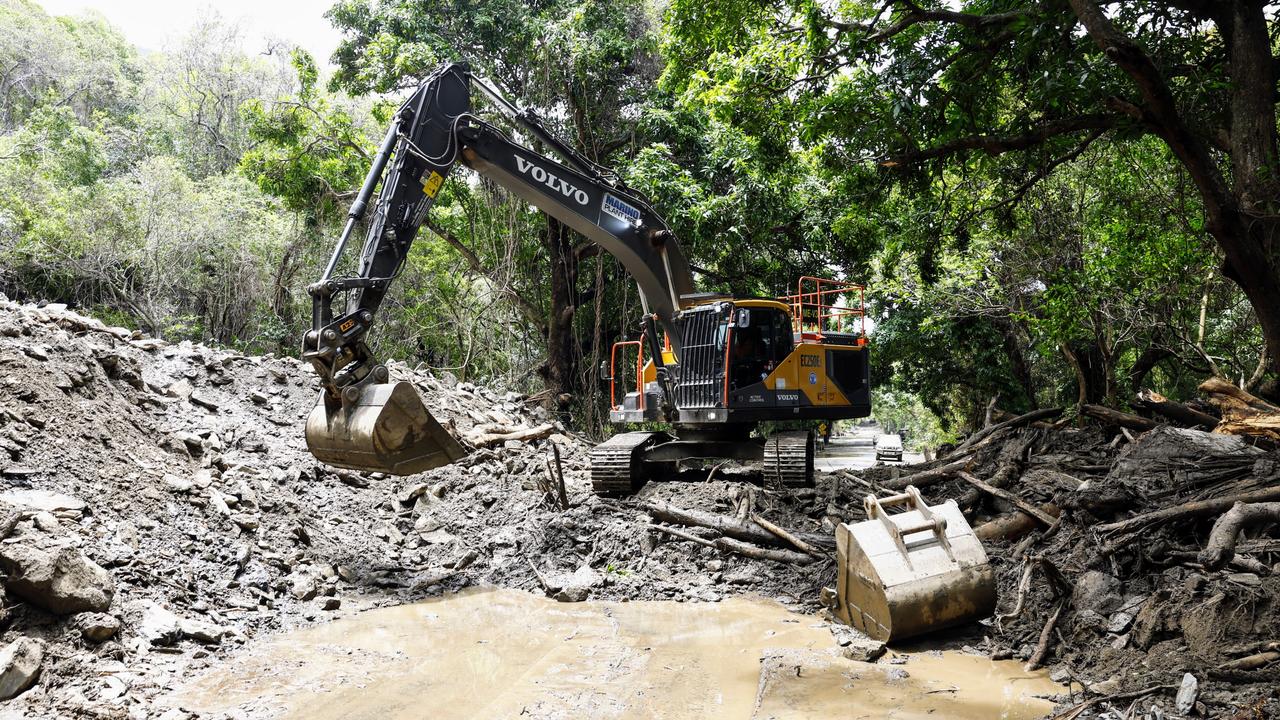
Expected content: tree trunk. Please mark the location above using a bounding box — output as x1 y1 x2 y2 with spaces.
1068 0 1280 376
543 216 578 409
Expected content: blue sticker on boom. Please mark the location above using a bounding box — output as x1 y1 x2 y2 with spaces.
602 193 642 224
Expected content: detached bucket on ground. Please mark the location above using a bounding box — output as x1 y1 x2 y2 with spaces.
834 486 996 641
305 381 466 475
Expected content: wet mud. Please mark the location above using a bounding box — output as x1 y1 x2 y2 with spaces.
170 587 1062 719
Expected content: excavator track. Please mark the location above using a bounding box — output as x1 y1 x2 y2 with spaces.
763 430 815 488
590 431 661 496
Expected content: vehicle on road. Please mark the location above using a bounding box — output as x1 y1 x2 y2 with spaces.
874 433 903 462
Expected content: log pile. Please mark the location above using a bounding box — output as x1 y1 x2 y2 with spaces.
852 385 1280 715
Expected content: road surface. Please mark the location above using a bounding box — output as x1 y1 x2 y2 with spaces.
815 424 924 472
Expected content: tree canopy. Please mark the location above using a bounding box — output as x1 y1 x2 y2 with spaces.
2 0 1276 439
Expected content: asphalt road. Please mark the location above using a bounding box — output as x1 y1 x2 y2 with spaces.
815 424 925 472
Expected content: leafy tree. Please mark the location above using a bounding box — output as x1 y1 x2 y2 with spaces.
663 0 1280 378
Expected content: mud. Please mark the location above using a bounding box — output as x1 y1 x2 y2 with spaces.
169 586 1063 720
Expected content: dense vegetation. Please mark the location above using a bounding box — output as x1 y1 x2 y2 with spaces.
1 0 1275 443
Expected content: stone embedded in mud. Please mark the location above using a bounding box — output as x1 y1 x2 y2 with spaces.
551 566 602 603
1072 571 1122 615
0 539 115 615
76 612 121 642
0 637 43 700
1176 672 1199 714
134 600 182 646
0 489 86 520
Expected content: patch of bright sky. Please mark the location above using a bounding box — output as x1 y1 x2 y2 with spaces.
35 1 343 65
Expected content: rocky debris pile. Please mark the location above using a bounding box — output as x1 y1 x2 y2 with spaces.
0 299 838 718
851 409 1280 718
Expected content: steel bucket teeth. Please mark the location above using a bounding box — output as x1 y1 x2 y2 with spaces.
305 381 466 475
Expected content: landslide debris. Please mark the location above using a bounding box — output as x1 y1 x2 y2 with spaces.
0 299 832 718
860 416 1280 718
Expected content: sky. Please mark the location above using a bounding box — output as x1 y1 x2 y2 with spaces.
35 0 344 64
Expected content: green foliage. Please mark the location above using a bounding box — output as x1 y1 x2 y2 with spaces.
2 0 1274 440
872 389 957 451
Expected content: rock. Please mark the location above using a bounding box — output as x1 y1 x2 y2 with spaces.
173 432 204 454
1072 571 1121 615
0 489 86 519
134 600 182 646
832 625 886 662
248 389 270 405
0 637 43 700
0 540 115 614
163 474 193 493
1089 675 1121 695
76 613 121 642
179 617 228 644
23 345 49 361
290 574 318 601
320 597 341 611
1175 672 1199 714
552 565 602 602
189 391 219 411
166 379 194 400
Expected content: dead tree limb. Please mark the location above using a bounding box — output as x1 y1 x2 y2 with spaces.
882 457 972 491
752 514 824 557
956 470 1056 527
644 501 833 549
1025 599 1067 671
1133 389 1219 430
466 423 555 447
716 536 815 565
975 504 1061 542
1198 501 1280 570
651 524 814 565
1081 404 1159 432
550 442 569 510
952 407 1063 454
1098 487 1280 536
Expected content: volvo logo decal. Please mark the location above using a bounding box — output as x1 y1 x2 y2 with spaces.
514 156 590 205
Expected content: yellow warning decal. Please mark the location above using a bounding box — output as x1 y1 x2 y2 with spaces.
422 171 444 198
339 319 355 332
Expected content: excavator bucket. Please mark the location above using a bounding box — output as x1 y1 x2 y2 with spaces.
833 486 996 642
305 381 466 475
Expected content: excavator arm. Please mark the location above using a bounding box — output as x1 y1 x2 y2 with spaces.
303 62 695 475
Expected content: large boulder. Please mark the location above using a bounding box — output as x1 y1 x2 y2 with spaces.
0 539 114 614
0 637 43 700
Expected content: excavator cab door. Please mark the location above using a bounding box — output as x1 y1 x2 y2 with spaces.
305 381 466 475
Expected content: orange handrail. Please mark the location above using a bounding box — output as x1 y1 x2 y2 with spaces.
779 276 866 338
609 340 645 411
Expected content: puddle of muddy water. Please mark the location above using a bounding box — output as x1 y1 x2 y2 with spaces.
169 587 1063 719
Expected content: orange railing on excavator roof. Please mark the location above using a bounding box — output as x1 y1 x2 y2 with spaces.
780 277 866 341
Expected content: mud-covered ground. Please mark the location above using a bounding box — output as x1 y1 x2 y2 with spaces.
0 298 1277 718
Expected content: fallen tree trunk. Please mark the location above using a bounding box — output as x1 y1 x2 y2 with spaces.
957 471 1056 527
1133 389 1219 430
465 423 555 447
1200 377 1280 441
1097 486 1280 536
751 513 824 557
1198 501 1280 570
975 503 1061 542
643 502 833 549
882 457 973 491
1081 404 1159 432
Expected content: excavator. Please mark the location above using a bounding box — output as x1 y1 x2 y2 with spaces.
302 62 872 495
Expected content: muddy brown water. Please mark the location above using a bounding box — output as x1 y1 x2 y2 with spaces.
170 587 1063 719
